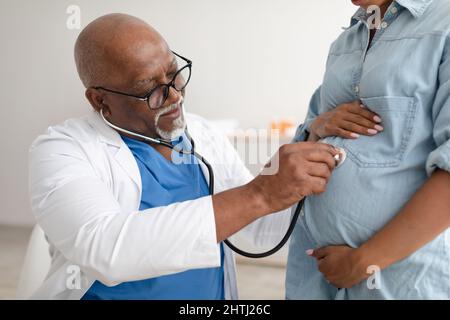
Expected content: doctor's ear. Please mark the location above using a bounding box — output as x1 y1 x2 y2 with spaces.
85 87 109 115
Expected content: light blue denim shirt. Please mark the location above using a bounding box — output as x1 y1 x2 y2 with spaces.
287 0 450 299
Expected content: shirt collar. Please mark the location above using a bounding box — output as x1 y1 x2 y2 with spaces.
350 6 368 27
350 0 433 27
396 0 433 17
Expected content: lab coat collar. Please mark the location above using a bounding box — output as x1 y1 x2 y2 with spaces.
87 109 123 148
350 0 433 27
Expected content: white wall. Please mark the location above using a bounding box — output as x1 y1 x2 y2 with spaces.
0 0 356 226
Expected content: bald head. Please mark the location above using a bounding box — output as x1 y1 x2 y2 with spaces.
74 13 169 88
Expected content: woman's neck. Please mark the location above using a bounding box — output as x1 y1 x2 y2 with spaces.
379 0 393 17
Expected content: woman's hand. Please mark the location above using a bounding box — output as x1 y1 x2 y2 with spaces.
309 101 383 141
307 245 370 289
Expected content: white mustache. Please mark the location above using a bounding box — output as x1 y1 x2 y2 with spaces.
154 97 183 121
157 104 178 117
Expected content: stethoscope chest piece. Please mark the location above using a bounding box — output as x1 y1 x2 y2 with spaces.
334 147 346 167
317 138 347 168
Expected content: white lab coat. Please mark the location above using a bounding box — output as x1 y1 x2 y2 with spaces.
28 110 291 300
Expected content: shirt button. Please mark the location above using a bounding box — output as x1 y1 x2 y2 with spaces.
381 21 388 29
391 7 398 14
354 85 360 93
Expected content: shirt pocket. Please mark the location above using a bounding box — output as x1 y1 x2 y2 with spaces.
342 96 418 168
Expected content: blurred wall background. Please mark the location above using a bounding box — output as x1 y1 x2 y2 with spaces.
0 0 356 226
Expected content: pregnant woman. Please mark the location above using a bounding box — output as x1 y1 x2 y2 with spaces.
287 0 450 299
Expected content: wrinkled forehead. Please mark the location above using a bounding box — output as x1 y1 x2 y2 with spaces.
125 41 176 90
105 29 174 88
127 39 173 70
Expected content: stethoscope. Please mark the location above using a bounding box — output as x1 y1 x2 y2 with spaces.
100 105 346 258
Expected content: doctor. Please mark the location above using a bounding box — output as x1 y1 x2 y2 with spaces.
29 13 338 300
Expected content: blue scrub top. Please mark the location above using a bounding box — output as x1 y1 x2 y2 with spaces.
82 134 224 300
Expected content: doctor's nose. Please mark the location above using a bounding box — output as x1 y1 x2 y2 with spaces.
163 86 183 107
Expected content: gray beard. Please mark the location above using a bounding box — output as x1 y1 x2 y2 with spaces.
154 103 186 141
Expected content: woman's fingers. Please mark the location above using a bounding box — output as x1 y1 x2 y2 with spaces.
343 113 383 132
347 102 382 123
328 101 384 138
315 101 384 139
331 127 360 139
340 120 381 136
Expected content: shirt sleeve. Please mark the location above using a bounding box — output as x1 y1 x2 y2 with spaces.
293 86 322 142
426 36 450 176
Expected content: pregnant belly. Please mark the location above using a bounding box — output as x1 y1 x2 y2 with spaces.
303 138 427 248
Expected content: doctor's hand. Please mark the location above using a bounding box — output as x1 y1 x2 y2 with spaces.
251 142 339 213
309 101 383 141
213 141 340 242
307 245 369 289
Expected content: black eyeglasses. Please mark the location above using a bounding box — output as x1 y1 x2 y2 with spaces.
94 51 192 109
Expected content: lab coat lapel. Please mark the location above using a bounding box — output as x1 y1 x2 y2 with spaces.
87 110 142 192
113 141 142 193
